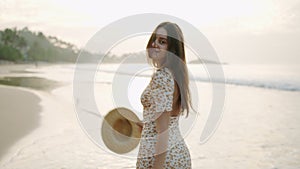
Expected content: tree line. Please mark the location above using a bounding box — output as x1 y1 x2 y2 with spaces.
0 27 148 64
0 27 82 63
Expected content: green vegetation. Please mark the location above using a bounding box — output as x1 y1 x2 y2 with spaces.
0 27 146 64
0 27 79 63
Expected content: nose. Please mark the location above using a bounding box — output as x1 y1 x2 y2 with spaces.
152 40 158 48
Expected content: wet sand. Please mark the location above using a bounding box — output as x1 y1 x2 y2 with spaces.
0 86 41 159
0 63 63 160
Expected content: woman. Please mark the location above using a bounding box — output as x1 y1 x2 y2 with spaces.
136 22 194 169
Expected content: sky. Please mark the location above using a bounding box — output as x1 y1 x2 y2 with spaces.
0 0 299 64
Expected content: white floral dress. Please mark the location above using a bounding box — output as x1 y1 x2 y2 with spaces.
136 67 192 169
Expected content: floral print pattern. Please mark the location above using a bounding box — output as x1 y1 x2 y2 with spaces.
136 67 192 169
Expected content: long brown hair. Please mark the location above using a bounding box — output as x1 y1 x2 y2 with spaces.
146 22 194 118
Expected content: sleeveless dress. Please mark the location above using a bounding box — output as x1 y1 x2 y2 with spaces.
136 67 192 169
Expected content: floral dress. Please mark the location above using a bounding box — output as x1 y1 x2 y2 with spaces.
136 67 192 169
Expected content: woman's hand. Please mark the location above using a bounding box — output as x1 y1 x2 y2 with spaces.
135 121 144 133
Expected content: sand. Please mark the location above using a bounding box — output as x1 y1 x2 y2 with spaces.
188 84 300 169
0 86 41 159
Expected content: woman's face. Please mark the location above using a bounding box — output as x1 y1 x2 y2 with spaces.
148 27 168 64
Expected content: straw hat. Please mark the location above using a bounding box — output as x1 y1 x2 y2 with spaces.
101 107 141 154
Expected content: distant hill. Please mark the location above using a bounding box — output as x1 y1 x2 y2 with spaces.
188 59 225 64
99 51 223 64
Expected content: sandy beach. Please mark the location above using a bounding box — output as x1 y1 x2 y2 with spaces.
0 63 299 168
0 86 41 159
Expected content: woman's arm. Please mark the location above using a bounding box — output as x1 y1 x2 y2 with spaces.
153 111 170 169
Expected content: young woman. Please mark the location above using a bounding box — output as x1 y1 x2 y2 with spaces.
136 22 193 169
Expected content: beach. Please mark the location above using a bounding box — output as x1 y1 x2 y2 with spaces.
0 63 299 168
0 86 41 159
190 84 300 168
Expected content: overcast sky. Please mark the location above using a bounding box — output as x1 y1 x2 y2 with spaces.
1 0 299 64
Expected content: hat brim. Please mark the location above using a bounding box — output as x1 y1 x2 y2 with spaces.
101 107 141 154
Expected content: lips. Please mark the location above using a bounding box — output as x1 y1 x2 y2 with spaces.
149 48 159 58
150 52 158 58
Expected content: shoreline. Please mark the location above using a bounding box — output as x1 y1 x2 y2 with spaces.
0 85 42 159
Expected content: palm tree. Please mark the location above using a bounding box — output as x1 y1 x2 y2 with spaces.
1 28 17 46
